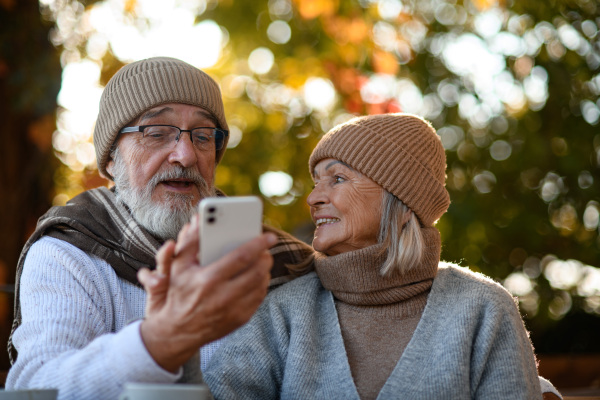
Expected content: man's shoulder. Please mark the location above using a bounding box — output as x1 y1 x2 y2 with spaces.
24 236 116 281
28 236 89 260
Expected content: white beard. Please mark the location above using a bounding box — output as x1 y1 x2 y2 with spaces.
111 148 216 240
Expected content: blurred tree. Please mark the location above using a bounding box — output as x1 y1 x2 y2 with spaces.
0 0 62 370
200 0 600 352
4 0 599 369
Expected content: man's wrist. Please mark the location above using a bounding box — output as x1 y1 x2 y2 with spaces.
139 318 195 374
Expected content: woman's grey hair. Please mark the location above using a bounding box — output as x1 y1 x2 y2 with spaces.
378 191 424 276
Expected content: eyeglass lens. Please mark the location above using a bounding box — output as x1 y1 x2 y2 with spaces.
141 126 224 151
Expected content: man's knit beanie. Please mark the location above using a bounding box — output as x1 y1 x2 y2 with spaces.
309 113 450 226
93 56 229 179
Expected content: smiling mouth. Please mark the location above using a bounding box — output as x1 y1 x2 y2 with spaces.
315 218 340 227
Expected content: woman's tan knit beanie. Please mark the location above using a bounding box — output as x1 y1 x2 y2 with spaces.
309 113 450 226
94 56 229 179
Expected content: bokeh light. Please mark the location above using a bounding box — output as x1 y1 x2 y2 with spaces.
248 47 275 75
259 171 294 197
377 0 403 20
583 201 600 231
545 258 584 290
489 140 512 161
303 77 337 111
472 171 496 194
504 272 534 296
267 20 292 44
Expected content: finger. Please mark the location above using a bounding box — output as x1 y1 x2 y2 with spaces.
156 250 273 346
202 250 272 313
170 239 201 277
156 240 176 276
175 215 200 255
192 275 270 342
206 264 271 336
226 250 272 295
203 233 277 282
176 231 199 258
175 224 191 254
138 268 163 290
195 213 202 253
175 248 272 317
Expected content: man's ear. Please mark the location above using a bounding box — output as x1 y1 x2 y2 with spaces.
105 158 115 179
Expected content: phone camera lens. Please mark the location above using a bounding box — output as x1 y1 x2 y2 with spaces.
208 217 216 224
208 207 216 213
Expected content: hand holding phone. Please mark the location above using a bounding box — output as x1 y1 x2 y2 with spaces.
198 196 263 266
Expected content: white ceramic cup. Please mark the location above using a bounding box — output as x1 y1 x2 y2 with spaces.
119 383 211 400
0 389 58 400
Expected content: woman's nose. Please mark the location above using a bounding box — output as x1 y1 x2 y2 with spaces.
307 184 327 207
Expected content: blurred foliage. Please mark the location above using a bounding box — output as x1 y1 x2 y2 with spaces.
205 0 600 352
207 0 600 348
0 0 64 370
15 0 600 353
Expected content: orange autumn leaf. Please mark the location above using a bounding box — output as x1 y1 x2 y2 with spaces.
124 0 137 14
294 0 338 20
471 0 500 11
372 50 399 75
346 18 369 44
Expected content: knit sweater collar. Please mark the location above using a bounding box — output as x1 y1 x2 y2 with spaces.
314 227 441 308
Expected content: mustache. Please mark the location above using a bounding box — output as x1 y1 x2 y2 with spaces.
150 166 212 196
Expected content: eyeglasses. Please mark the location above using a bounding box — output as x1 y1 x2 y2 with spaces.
119 125 228 151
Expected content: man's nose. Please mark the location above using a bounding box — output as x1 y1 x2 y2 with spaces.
168 132 198 167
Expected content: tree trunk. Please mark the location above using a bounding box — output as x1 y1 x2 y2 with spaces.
0 0 61 372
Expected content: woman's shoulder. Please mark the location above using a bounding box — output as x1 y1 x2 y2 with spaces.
264 272 324 305
230 272 331 342
436 262 503 285
433 262 518 309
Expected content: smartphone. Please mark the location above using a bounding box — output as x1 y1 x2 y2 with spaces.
198 196 263 266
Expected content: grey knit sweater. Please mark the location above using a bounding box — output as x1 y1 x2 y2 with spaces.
205 262 543 399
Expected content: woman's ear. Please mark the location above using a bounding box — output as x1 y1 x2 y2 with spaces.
402 209 413 227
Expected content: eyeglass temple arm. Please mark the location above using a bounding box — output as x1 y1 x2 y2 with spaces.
119 126 141 133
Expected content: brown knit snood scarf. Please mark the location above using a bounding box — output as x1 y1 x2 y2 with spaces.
314 226 441 400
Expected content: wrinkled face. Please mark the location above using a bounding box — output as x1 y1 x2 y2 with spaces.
106 103 218 240
307 158 384 256
107 103 217 206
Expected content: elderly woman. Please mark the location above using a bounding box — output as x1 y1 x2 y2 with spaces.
199 113 558 399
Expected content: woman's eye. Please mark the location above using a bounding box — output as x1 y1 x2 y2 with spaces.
334 175 345 183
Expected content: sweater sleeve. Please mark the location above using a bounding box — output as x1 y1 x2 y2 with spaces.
470 289 543 400
539 376 563 399
204 292 289 400
6 238 181 400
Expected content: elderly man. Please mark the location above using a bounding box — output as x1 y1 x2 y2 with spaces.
6 57 311 399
